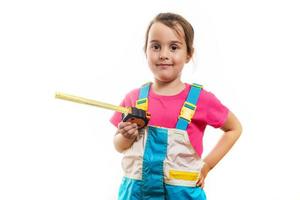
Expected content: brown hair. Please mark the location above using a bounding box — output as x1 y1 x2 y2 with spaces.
144 12 194 56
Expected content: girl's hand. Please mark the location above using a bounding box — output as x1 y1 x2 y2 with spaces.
196 162 211 188
117 121 139 140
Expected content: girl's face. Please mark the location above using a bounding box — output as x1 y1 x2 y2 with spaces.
146 22 191 83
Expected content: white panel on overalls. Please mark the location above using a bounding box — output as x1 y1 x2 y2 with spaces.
118 83 206 200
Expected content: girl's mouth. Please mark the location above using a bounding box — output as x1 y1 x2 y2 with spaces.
156 64 173 67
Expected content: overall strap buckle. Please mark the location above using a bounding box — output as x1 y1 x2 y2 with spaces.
136 98 148 111
135 82 151 111
179 102 196 122
176 83 203 130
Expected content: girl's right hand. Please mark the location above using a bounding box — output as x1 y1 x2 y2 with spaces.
117 121 139 140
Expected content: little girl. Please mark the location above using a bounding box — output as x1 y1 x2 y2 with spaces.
110 12 242 200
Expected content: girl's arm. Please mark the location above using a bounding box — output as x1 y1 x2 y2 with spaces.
197 111 242 187
204 111 242 169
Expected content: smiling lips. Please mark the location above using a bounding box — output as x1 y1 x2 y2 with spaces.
156 63 173 68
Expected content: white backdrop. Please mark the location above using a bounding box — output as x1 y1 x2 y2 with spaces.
1 0 300 199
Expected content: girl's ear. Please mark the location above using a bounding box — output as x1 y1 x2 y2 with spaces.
186 47 194 63
186 56 191 63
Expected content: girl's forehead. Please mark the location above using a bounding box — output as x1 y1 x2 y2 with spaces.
148 22 185 42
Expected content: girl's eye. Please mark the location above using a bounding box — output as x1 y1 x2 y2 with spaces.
170 45 178 51
150 44 161 51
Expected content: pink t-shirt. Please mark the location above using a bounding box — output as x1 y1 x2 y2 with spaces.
110 83 229 156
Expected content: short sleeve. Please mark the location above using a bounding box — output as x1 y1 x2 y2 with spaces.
205 92 229 128
109 88 139 128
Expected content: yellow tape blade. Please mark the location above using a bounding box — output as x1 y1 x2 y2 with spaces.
55 92 129 114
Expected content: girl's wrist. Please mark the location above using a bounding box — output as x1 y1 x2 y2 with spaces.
203 161 212 171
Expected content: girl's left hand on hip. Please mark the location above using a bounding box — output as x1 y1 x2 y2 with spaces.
196 162 211 188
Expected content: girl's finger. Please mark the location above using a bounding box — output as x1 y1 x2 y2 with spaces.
196 177 205 188
121 125 138 139
118 122 131 129
127 127 138 135
123 123 137 132
131 130 139 139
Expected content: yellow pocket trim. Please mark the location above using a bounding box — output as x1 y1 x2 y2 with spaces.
169 169 199 181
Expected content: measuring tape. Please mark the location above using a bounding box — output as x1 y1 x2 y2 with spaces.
55 92 150 129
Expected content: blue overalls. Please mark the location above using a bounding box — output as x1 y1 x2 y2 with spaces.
119 83 206 200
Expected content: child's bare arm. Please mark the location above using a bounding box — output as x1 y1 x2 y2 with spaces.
203 111 242 169
197 111 242 188
113 122 139 153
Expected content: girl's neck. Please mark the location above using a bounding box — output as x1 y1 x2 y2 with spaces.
152 79 185 96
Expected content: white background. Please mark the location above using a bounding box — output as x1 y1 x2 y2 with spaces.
1 0 300 199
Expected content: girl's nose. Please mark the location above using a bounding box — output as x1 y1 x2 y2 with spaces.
159 55 169 60
159 48 169 60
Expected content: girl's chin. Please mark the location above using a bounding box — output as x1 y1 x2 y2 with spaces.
155 76 177 83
